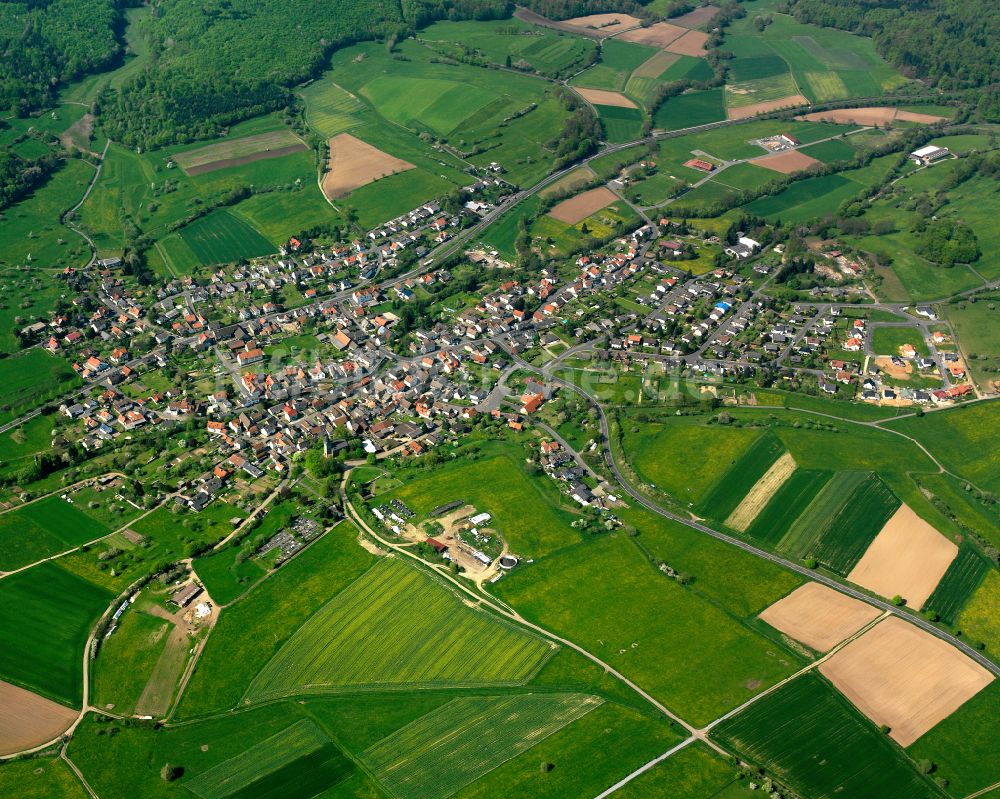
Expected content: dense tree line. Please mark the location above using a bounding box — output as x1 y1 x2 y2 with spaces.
0 0 122 115
781 0 999 90
0 147 61 209
522 0 648 22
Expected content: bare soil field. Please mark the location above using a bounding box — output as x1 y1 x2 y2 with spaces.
619 22 687 49
173 130 303 172
561 12 643 36
574 87 638 109
632 50 681 78
759 582 881 653
820 617 994 746
725 452 797 531
728 95 809 120
847 504 958 609
321 133 415 200
547 186 618 224
875 355 913 381
185 144 308 176
665 30 711 56
797 107 947 126
0 680 76 755
750 149 822 174
670 5 720 29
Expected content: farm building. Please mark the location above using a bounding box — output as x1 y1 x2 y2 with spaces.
171 583 203 607
684 158 715 173
909 145 950 165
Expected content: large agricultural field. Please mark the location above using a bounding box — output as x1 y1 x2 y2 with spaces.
712 673 942 799
0 494 112 571
245 557 554 701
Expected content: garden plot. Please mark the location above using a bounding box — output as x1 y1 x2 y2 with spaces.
619 22 687 49
321 133 415 200
0 680 77 756
750 149 822 174
758 582 881 653
846 504 958 608
547 187 618 224
725 452 797 531
820 617 994 746
573 87 637 108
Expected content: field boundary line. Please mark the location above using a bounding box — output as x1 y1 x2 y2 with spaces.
341 492 700 737
964 780 1000 799
592 735 696 799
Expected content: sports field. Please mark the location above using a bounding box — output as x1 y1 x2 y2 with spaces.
0 495 111 571
713 673 941 799
0 562 112 706
246 558 553 701
362 694 601 799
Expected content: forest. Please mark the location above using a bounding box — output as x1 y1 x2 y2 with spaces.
0 147 62 210
97 0 510 148
784 0 999 91
0 0 122 115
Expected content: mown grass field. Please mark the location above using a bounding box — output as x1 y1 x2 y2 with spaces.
801 137 857 163
696 433 785 519
386 445 583 557
908 680 1000 798
0 413 56 479
653 89 726 129
713 673 941 799
362 694 601 799
68 703 378 799
185 719 350 799
745 154 898 223
450 698 685 799
779 471 900 572
176 209 277 267
921 545 991 622
886 402 1000 495
957 570 1000 653
0 495 111 571
0 349 80 424
180 524 376 716
421 18 597 78
620 415 763 506
871 326 929 357
0 756 90 799
496 533 803 727
597 105 645 143
93 608 171 716
0 561 112 705
613 742 739 798
0 158 93 269
246 557 553 701
299 77 365 138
